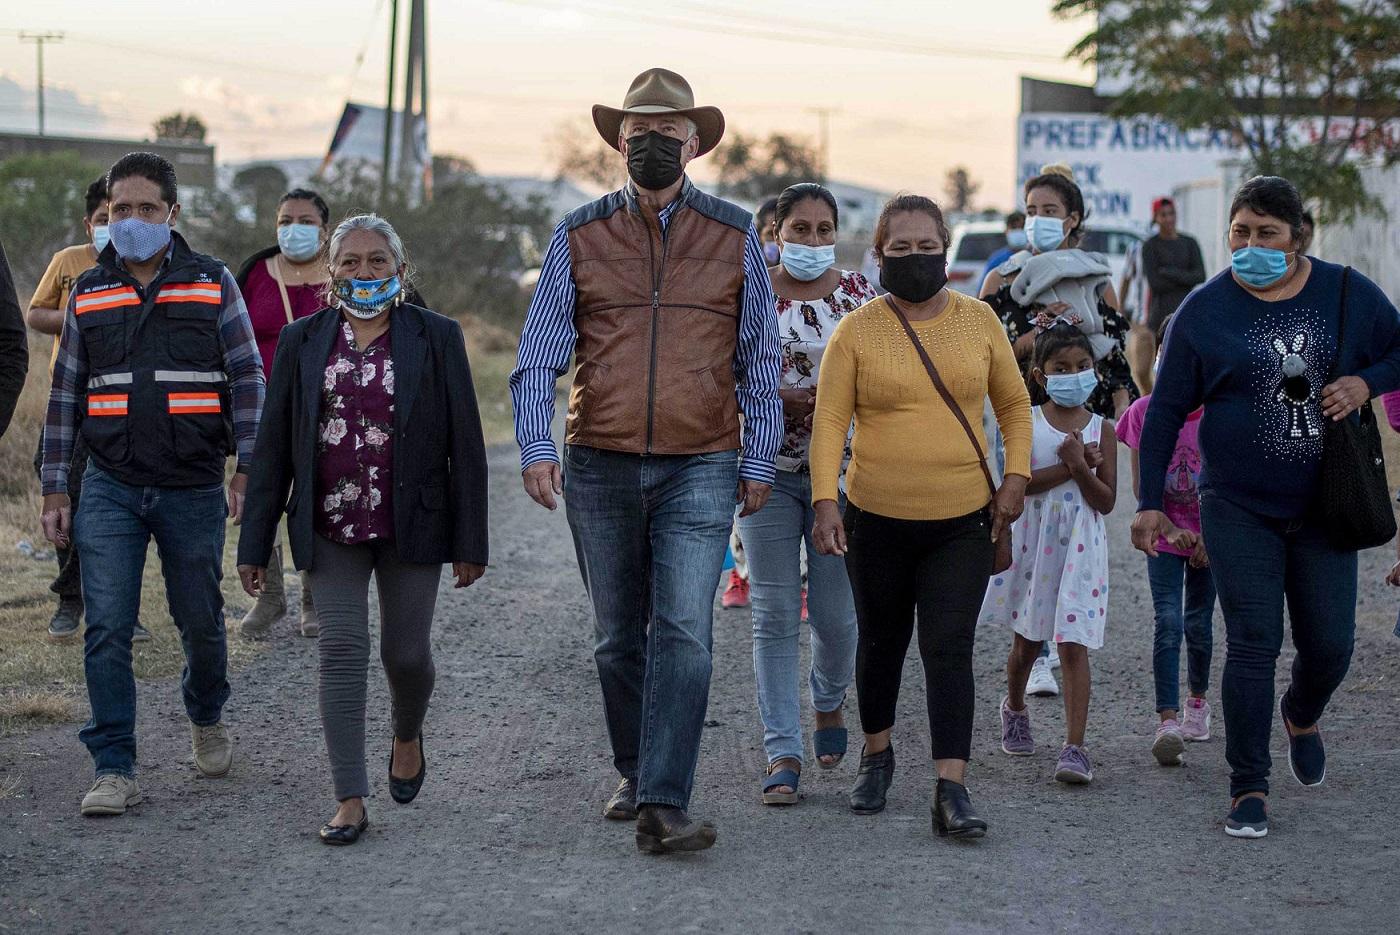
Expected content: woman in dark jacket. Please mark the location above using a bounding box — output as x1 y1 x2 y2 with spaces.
237 213 489 846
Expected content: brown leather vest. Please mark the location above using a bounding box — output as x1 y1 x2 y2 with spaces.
565 182 749 454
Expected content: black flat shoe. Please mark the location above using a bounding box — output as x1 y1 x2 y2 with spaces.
933 778 987 839
319 808 369 846
849 744 894 815
604 776 639 820
389 735 426 804
635 804 717 854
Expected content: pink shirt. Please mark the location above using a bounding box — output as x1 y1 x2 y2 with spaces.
1118 394 1203 557
243 258 327 378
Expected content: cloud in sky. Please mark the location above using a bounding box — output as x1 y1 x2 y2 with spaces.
0 73 112 136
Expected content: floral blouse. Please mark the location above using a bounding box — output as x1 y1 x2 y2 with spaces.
315 321 395 544
775 269 878 472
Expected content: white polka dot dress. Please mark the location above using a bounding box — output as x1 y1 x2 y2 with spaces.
978 407 1108 649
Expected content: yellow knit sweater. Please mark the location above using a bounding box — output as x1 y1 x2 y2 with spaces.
810 292 1032 520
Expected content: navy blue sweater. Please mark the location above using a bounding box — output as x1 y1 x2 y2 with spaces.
1140 259 1400 519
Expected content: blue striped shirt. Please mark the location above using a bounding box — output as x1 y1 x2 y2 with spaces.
509 182 783 484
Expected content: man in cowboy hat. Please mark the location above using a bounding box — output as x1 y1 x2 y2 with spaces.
510 67 782 854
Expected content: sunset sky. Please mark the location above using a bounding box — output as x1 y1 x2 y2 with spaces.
0 0 1095 209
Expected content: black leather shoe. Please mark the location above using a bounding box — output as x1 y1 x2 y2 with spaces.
604 776 639 820
389 735 426 804
933 778 987 839
635 804 717 854
319 807 369 846
849 744 894 815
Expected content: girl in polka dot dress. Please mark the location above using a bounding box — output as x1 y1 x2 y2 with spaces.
979 323 1118 784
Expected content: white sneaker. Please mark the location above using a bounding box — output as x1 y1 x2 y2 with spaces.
81 774 142 816
192 721 233 777
1048 650 1061 670
1027 656 1059 697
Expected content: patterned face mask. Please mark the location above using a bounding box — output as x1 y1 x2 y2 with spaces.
331 275 402 319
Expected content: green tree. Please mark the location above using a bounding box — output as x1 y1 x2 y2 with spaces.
551 119 627 190
1054 0 1400 221
713 132 824 203
0 151 104 291
153 112 208 143
944 166 981 213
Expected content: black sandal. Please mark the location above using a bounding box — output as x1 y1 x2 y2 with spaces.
319 806 369 846
389 734 426 804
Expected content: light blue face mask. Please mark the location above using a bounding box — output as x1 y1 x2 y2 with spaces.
780 241 837 282
1023 214 1068 253
109 211 173 263
1045 369 1099 408
92 225 110 253
1231 246 1294 288
277 223 322 262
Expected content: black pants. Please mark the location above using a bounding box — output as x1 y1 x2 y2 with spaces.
843 503 994 761
33 433 86 600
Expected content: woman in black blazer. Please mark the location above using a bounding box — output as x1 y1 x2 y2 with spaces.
238 214 488 846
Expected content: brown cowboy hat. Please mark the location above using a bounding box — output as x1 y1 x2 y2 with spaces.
592 67 725 157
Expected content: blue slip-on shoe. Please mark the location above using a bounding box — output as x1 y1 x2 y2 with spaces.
1281 697 1326 787
1225 796 1269 838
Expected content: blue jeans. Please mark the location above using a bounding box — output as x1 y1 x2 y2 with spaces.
737 470 856 765
1146 552 1216 712
74 466 230 777
1199 491 1357 797
563 445 738 810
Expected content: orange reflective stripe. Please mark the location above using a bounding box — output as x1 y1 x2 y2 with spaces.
75 286 141 315
88 393 129 416
155 284 222 305
167 392 222 414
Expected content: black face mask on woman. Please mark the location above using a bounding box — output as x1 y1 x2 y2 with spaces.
879 252 948 303
626 131 686 191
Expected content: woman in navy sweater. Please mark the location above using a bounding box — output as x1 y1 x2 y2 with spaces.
1133 176 1400 839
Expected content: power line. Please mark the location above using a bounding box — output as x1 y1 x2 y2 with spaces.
18 31 64 135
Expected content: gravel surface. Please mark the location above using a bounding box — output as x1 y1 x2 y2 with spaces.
2 442 1398 934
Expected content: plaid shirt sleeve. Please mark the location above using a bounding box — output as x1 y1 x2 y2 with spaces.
218 267 266 472
40 292 85 496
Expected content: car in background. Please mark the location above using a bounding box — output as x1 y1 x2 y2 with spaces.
947 221 1145 296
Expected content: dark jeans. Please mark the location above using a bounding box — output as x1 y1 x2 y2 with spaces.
74 466 230 777
1146 552 1216 712
563 445 738 810
843 503 994 761
1199 491 1357 797
33 433 87 600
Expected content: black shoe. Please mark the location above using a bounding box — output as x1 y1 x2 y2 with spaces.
933 778 988 839
634 804 717 854
46 597 82 642
603 776 638 820
849 744 894 815
319 807 369 845
389 735 426 804
1281 697 1325 786
1224 795 1268 839
131 623 152 643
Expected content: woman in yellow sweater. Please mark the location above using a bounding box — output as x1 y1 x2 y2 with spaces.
810 194 1032 839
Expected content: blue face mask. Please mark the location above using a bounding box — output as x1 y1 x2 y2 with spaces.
780 242 836 282
109 211 173 263
1023 214 1068 253
1006 228 1028 249
1044 369 1099 408
278 223 322 263
332 275 402 319
92 225 110 253
762 241 781 265
1231 246 1294 288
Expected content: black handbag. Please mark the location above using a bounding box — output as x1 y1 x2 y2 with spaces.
1317 266 1396 550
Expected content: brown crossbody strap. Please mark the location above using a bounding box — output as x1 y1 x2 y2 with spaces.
886 296 998 499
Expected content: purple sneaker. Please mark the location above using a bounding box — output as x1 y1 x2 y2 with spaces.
1055 744 1093 784
1181 697 1212 741
1152 720 1185 766
1000 697 1034 756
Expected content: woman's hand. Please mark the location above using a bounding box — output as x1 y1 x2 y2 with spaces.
238 565 266 598
1321 375 1371 421
1387 560 1400 587
991 474 1027 546
779 387 817 421
812 499 846 555
1189 538 1210 569
453 562 486 588
1131 510 1184 558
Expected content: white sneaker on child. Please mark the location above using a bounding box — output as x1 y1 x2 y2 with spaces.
1027 656 1059 697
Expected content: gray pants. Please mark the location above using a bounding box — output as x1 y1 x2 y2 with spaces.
305 535 441 801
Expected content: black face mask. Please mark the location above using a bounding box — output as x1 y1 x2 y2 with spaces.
879 252 948 303
626 131 686 191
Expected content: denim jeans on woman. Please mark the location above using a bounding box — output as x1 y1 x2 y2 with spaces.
1146 552 1216 712
563 445 738 810
1199 490 1357 798
737 469 856 766
74 465 230 777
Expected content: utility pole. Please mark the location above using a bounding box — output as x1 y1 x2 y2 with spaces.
400 0 428 202
806 107 838 181
380 0 400 206
19 31 64 136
